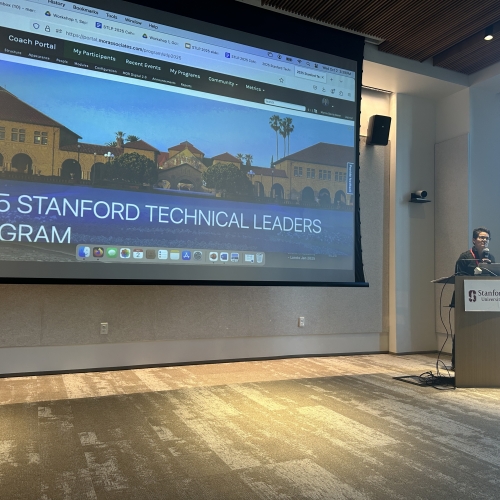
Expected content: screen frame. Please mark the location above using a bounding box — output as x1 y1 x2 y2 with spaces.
0 0 367 286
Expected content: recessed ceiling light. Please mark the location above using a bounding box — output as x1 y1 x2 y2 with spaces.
484 26 494 41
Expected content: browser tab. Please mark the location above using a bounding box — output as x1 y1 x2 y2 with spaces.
294 65 326 83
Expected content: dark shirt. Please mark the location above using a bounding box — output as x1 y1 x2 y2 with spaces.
455 248 496 276
451 248 496 309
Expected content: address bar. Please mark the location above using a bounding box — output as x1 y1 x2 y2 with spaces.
64 28 183 61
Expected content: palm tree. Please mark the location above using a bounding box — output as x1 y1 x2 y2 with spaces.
283 117 294 156
115 131 126 148
269 115 281 159
279 121 287 157
244 154 253 167
126 135 140 143
236 153 245 166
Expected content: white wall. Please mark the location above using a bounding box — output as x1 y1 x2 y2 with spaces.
434 88 470 353
389 93 436 353
434 134 469 353
435 89 470 144
469 88 500 239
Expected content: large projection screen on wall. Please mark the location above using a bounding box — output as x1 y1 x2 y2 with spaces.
0 0 366 284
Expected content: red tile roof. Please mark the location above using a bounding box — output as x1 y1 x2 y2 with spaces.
60 141 159 157
168 141 204 156
0 87 81 138
124 139 159 152
157 152 169 165
59 143 122 156
212 152 241 163
250 166 288 178
275 142 354 168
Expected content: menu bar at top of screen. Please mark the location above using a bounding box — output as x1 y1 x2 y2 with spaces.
0 0 356 105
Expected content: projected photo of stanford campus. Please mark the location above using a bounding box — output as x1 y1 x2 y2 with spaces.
0 61 354 209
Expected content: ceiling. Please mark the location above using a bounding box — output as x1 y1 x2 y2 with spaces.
260 0 500 75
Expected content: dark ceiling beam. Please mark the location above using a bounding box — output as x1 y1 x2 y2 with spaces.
435 37 500 73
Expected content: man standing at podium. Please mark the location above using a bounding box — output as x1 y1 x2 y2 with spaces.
455 227 495 275
451 228 495 371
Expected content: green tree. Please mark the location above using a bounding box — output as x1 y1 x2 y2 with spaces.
107 152 157 185
269 115 281 159
244 154 253 166
202 162 253 197
115 131 126 142
126 135 141 143
105 131 128 147
236 153 245 165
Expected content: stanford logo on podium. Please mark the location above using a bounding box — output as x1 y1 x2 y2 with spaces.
464 280 500 311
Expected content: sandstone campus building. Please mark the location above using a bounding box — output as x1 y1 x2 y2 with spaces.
0 86 159 182
0 86 352 206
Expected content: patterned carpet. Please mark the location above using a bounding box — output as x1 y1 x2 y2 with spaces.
0 354 499 499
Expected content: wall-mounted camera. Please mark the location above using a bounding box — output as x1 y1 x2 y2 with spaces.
409 190 431 203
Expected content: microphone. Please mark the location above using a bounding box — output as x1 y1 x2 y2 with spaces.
478 248 498 275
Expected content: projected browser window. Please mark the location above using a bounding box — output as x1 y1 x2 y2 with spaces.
0 0 358 282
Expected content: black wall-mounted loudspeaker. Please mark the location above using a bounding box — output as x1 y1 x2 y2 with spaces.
366 115 391 146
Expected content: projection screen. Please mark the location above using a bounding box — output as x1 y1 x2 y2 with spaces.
0 0 366 284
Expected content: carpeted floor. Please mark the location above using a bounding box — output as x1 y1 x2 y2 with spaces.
0 354 499 499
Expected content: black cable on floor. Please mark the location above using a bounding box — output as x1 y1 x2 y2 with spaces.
417 273 461 390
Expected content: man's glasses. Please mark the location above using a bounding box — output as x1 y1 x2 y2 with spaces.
477 236 490 241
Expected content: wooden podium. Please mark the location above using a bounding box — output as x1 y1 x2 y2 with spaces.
455 276 500 387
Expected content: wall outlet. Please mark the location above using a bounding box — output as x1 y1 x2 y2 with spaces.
298 317 305 327
100 322 108 335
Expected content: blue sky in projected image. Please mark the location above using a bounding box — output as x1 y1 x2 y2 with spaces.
1 60 354 166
